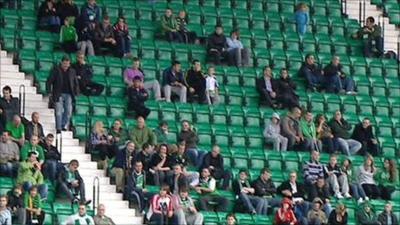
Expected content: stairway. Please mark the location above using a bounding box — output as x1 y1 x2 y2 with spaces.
345 0 400 52
0 49 143 225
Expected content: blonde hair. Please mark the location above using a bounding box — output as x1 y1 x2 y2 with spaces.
296 3 308 11
93 121 105 135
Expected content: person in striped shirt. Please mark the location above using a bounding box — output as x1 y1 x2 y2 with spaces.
303 150 324 197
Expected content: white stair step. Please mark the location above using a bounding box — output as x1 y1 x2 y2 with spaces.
62 139 80 146
62 153 91 162
82 176 109 185
113 216 143 225
0 72 25 79
61 131 74 139
95 200 129 209
79 169 105 177
62 146 86 154
74 161 97 170
86 191 122 201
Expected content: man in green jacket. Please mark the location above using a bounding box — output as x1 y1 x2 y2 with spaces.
352 16 383 57
300 111 321 152
329 110 361 156
17 152 48 199
130 116 156 151
160 8 183 42
20 135 45 164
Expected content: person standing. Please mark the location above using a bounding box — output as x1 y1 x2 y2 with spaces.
205 66 220 105
127 77 150 119
294 3 309 36
46 56 79 132
352 16 383 57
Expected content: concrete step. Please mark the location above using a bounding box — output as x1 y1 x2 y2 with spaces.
81 176 109 185
78 169 105 177
95 200 130 209
62 152 91 162
62 139 80 146
61 146 86 154
86 190 122 201
113 216 143 225
0 72 25 79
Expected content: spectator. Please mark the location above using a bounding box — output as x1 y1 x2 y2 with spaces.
324 154 351 199
90 121 118 170
76 20 95 56
275 69 299 109
323 56 357 94
24 186 45 225
356 201 380 225
328 203 347 225
308 178 332 215
38 0 61 32
130 116 156 151
154 121 169 145
307 197 327 225
123 58 162 101
277 171 310 224
40 134 61 181
73 52 104 96
93 16 116 55
79 0 101 26
175 188 203 225
0 86 19 123
112 17 131 58
58 159 91 205
160 8 182 43
378 202 399 225
351 118 380 156
315 114 337 153
341 158 368 203
126 161 152 213
300 111 321 151
232 169 266 215
111 142 136 193
0 105 6 133
168 143 189 168
93 204 115 225
256 66 279 108
108 119 128 149
252 168 281 210
20 135 45 164
56 0 79 26
5 115 25 146
25 112 45 142
149 144 173 186
358 154 380 199
17 152 48 199
162 61 187 103
46 56 79 132
352 16 383 57
0 131 19 177
207 25 227 65
329 110 361 156
169 163 189 194
200 145 231 190
0 195 11 225
147 185 175 225
226 29 249 67
281 107 305 150
205 66 220 105
127 77 150 119
59 17 78 53
176 10 197 44
225 213 236 225
185 60 207 104
62 202 94 225
275 198 297 225
178 120 201 167
7 185 25 225
195 168 228 212
264 113 288 151
135 143 154 174
299 54 322 91
376 158 398 200
303 151 324 196
294 3 309 36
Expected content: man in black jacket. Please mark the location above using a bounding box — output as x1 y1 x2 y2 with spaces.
351 118 380 156
251 168 281 210
127 77 150 119
200 145 231 190
25 112 45 142
40 133 61 181
72 52 104 96
162 61 187 103
207 25 227 65
256 66 279 108
0 85 20 123
378 202 399 225
185 60 206 104
323 56 356 94
125 161 153 212
58 159 90 204
298 54 322 91
93 16 116 55
46 55 79 132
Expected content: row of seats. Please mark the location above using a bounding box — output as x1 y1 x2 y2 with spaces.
371 0 400 25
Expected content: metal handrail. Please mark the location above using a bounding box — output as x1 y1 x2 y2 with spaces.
397 34 400 75
18 84 25 117
85 111 91 143
341 0 348 16
378 15 385 52
56 132 62 159
359 0 366 26
92 176 100 212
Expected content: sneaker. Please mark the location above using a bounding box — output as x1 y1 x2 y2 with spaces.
365 197 369 201
358 198 364 204
335 193 344 199
344 193 352 198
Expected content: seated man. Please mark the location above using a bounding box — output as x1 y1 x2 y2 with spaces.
275 69 300 109
352 16 383 57
207 25 227 65
162 61 187 103
0 84 20 123
25 112 45 142
256 66 279 108
7 185 26 225
226 30 249 67
252 168 281 210
124 57 162 101
323 56 356 95
0 194 12 225
62 202 94 225
356 201 381 225
329 110 361 156
93 16 117 55
20 135 45 164
185 60 207 104
299 54 322 91
351 118 380 156
93 204 116 225
175 188 204 225
200 145 232 190
24 185 45 225
58 159 90 204
169 164 199 195
127 77 150 119
195 168 228 212
299 111 322 151
40 134 61 181
303 151 325 195
160 8 182 42
308 178 333 214
126 161 153 213
5 115 25 146
281 107 306 150
130 117 157 151
72 52 104 96
0 131 19 177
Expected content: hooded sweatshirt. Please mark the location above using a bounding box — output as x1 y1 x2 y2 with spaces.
356 202 380 225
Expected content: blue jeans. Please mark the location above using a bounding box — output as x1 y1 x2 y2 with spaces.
0 162 18 177
55 93 73 131
339 77 356 92
23 182 48 199
116 36 131 57
350 183 366 200
297 23 307 36
43 160 62 181
323 75 342 93
337 138 362 156
239 193 265 214
304 72 322 89
295 201 311 225
185 148 206 168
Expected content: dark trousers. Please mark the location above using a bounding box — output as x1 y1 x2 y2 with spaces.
362 183 380 199
115 36 131 57
277 94 299 109
188 88 207 104
364 37 383 57
59 181 86 202
26 209 45 225
150 213 177 225
165 31 183 43
321 137 338 153
199 195 229 211
360 141 380 156
94 143 118 161
126 187 154 212
379 185 395 200
62 41 77 54
211 168 232 190
179 31 197 44
208 49 226 65
43 160 63 181
131 105 151 119
81 82 104 96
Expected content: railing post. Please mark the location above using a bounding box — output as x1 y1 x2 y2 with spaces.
397 34 400 75
56 132 62 159
341 0 348 16
18 85 25 118
378 15 385 52
92 176 100 212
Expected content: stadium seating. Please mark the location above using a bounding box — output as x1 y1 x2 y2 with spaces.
370 0 400 25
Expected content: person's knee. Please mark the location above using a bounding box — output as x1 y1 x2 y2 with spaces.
181 86 187 95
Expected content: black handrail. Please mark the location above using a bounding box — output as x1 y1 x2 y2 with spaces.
18 84 25 118
341 0 348 16
92 176 100 212
85 111 91 143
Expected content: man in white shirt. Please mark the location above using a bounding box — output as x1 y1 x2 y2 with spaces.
0 195 11 225
205 66 220 105
63 203 94 225
226 29 249 67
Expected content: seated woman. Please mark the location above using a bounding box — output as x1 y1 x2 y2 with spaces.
146 185 176 225
108 119 128 149
24 186 45 225
90 121 118 170
315 114 337 153
358 154 380 199
38 0 61 32
149 144 173 186
376 158 398 200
